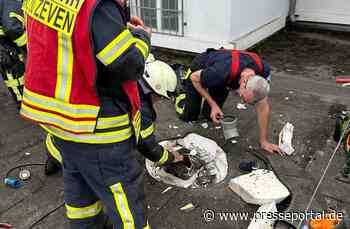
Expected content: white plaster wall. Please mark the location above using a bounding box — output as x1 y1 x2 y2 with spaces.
295 0 350 25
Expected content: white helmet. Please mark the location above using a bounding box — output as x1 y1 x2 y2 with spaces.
143 59 177 98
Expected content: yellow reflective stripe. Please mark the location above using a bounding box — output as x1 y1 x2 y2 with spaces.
18 54 24 62
132 111 141 143
96 114 130 130
6 73 22 101
41 125 132 144
0 26 4 36
9 12 25 24
134 38 149 59
21 103 96 133
143 222 151 229
56 33 73 102
45 134 62 164
184 68 192 80
18 75 24 85
157 148 169 165
175 93 186 114
140 123 155 139
14 32 27 47
110 183 135 229
66 201 103 220
4 76 24 88
23 88 100 118
96 30 135 65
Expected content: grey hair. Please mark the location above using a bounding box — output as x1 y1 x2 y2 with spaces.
246 75 270 102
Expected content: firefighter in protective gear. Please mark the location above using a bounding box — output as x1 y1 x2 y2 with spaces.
138 56 183 165
175 48 283 155
43 57 184 175
21 0 151 227
0 0 27 108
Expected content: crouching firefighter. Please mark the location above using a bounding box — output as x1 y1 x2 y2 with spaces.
138 56 184 165
44 56 185 175
0 0 27 109
21 0 153 227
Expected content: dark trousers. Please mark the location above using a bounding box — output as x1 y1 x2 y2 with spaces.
175 80 230 122
52 136 149 229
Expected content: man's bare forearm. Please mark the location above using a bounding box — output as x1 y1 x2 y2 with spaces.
256 97 270 144
191 70 218 108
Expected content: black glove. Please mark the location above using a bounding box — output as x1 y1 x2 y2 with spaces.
0 43 13 69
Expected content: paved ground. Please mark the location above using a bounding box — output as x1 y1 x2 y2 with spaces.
1 27 350 229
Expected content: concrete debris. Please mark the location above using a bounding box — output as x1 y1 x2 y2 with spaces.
162 187 173 194
236 103 247 110
289 91 294 94
248 202 277 229
201 123 209 129
180 203 195 212
168 124 179 129
215 126 221 129
146 133 228 188
24 152 31 156
231 139 238 144
229 169 290 205
279 114 283 117
278 122 295 155
285 97 289 101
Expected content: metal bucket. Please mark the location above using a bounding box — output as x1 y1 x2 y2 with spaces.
220 116 239 140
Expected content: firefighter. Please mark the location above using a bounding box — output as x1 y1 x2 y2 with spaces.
175 48 283 155
21 0 152 228
0 0 27 109
138 55 184 165
44 55 184 174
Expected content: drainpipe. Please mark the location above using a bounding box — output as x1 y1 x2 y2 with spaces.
289 0 297 22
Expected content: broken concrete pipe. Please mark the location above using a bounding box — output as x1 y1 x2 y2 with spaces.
220 116 239 140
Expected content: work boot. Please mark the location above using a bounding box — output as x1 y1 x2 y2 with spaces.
44 155 61 175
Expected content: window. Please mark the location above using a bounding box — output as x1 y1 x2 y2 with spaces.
131 0 183 36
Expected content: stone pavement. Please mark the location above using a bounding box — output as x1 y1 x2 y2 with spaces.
0 28 349 229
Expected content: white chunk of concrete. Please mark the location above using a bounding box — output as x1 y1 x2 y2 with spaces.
279 122 295 155
248 202 278 229
229 169 290 205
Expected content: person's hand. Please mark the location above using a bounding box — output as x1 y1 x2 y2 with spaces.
130 16 145 27
210 105 224 124
127 23 152 36
261 141 285 155
171 150 184 163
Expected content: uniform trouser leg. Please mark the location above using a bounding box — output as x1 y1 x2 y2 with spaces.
202 87 230 119
175 82 202 122
53 136 149 229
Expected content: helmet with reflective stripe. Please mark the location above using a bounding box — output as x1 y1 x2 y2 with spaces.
143 57 177 98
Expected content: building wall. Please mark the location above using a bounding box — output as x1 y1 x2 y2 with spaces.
295 0 350 25
137 0 289 53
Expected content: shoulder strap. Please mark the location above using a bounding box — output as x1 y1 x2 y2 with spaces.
240 51 264 74
227 50 240 83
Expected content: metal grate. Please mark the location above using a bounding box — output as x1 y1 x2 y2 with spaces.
130 0 184 37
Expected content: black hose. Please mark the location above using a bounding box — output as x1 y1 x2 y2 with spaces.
28 202 65 229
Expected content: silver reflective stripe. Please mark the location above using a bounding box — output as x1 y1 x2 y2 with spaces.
42 125 132 144
110 183 135 229
56 33 73 101
23 89 99 117
66 201 103 219
96 115 130 129
97 31 134 65
21 104 96 132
